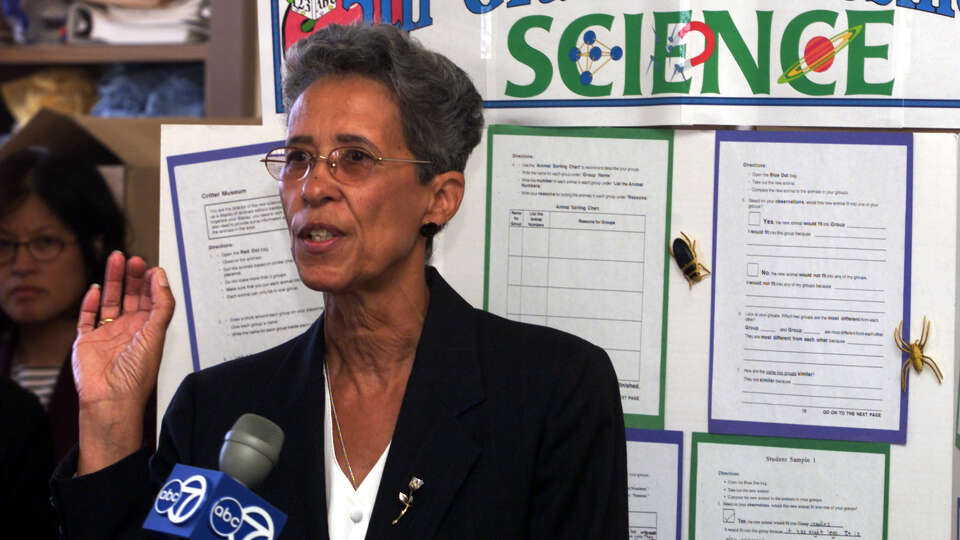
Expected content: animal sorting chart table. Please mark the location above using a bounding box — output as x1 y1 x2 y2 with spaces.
505 208 646 380
484 125 672 425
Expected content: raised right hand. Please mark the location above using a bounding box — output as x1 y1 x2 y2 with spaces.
72 252 175 475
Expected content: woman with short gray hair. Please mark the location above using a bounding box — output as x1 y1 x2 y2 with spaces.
51 23 628 539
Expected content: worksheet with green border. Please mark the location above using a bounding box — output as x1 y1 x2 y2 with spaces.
689 432 890 539
483 125 673 429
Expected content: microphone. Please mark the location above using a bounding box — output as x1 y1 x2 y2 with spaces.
143 414 288 539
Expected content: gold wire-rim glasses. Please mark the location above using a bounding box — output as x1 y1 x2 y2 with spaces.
261 146 432 184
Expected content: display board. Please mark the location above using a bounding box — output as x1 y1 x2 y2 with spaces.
158 128 958 539
149 4 960 539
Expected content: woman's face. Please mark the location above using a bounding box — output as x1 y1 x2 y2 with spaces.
280 75 436 293
0 195 88 325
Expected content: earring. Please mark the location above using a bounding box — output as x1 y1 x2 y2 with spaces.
419 222 440 237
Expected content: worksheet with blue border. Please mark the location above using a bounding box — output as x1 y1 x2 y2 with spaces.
166 142 324 371
708 131 912 443
626 429 683 540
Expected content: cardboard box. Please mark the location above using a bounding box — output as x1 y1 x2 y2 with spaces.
0 108 162 264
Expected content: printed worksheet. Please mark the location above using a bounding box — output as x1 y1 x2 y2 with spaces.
626 429 682 540
690 433 889 540
484 126 672 425
167 142 324 371
709 131 911 442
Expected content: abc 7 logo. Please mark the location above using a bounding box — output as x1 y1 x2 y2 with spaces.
209 497 276 539
154 475 208 524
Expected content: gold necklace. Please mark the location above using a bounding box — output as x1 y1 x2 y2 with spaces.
324 362 358 489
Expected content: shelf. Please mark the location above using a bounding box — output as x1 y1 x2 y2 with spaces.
0 0 255 118
0 43 208 64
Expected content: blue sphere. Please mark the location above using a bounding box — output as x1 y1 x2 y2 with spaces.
580 71 593 85
610 46 623 61
583 30 596 44
589 46 602 61
568 47 580 62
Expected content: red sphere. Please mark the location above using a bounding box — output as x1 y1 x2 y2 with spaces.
282 1 404 53
804 36 835 73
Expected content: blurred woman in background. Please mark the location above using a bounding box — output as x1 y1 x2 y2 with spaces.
0 146 152 462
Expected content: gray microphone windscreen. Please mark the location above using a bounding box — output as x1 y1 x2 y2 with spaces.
219 413 285 488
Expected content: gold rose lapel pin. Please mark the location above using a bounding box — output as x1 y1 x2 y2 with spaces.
391 476 423 525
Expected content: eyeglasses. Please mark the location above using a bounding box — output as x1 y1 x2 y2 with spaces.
261 146 431 185
0 236 74 265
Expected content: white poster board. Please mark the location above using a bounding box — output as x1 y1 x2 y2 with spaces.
259 0 960 129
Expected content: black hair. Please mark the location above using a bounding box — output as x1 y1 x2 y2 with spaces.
0 146 127 330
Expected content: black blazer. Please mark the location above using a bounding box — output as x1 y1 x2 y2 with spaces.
51 268 628 538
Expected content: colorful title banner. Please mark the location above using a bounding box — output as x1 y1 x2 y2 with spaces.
260 1 960 128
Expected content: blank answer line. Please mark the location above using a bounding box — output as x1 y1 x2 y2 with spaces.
744 359 883 368
746 294 883 304
505 313 643 323
795 383 883 390
745 305 884 314
746 243 886 252
814 235 886 240
743 391 882 402
745 348 882 358
835 287 884 292
746 254 885 262
847 342 884 347
743 401 881 413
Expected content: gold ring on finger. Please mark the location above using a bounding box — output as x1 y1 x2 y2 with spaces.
97 318 115 327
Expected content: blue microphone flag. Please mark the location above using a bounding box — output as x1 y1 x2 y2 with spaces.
143 463 287 539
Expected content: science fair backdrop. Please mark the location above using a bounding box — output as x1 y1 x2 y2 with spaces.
153 1 960 539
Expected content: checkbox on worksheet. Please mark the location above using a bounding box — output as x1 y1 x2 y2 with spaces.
747 263 759 277
748 212 761 225
723 509 735 523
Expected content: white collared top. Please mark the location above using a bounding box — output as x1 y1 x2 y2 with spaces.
324 380 390 540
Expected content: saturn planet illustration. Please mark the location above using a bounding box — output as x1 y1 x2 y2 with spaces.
778 24 864 84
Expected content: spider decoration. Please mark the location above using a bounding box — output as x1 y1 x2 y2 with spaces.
894 316 943 392
670 232 711 288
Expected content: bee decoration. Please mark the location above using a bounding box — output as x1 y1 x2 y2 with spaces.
894 316 943 392
670 232 711 288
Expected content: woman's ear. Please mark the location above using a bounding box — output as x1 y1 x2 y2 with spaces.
424 171 465 227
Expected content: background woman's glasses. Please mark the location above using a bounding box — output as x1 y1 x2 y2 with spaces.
0 236 75 265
